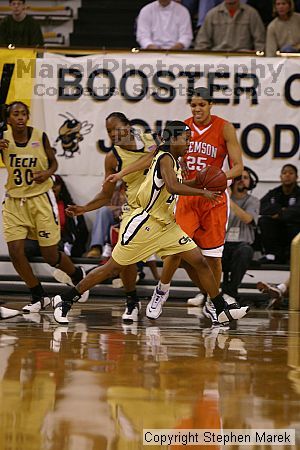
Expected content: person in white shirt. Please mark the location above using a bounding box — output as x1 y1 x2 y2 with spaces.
136 0 193 49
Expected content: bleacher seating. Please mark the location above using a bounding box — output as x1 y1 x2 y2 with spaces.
43 31 65 45
0 255 290 307
0 4 73 21
70 0 149 48
0 2 76 47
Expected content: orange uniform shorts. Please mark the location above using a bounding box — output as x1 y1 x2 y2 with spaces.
176 192 229 256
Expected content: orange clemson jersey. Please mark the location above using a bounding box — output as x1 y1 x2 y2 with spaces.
183 115 229 181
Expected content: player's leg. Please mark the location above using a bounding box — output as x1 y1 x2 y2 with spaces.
8 239 39 288
196 195 228 290
120 251 181 322
53 256 123 324
40 245 90 303
144 216 199 320
190 196 228 320
34 192 89 302
205 256 222 289
120 265 141 321
2 197 49 313
147 258 160 281
181 247 249 324
7 239 52 313
146 254 182 320
181 260 207 306
176 196 216 306
52 210 160 324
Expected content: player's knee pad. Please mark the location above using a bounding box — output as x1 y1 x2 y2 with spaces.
49 251 63 268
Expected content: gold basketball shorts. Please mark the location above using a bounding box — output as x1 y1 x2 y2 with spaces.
2 190 60 246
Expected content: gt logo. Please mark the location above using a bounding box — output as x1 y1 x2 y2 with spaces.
179 236 192 245
39 230 50 239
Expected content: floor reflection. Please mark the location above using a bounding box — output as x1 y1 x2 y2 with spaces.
0 300 299 449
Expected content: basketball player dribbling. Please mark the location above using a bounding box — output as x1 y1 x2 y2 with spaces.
176 87 244 322
53 121 249 326
64 112 194 323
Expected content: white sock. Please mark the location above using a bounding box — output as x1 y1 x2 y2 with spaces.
158 282 170 293
277 283 287 294
266 254 275 261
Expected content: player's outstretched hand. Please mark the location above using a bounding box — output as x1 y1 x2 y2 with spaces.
201 189 222 204
0 139 9 150
66 204 85 217
105 172 122 184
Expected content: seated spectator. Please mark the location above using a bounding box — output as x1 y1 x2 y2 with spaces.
136 0 193 50
86 181 126 259
25 175 88 258
0 0 44 47
178 0 245 28
222 167 260 302
265 0 300 56
194 0 265 52
197 0 225 27
258 164 300 264
257 276 289 309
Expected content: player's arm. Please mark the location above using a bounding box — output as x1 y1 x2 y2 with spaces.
106 150 155 183
182 179 197 187
223 122 243 180
33 133 58 184
66 152 118 216
160 154 220 201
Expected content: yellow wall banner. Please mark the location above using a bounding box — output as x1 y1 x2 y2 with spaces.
0 48 36 167
0 48 36 105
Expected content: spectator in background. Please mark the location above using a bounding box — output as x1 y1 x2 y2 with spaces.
0 0 44 47
257 276 290 309
136 0 193 49
222 168 260 303
197 0 224 27
194 0 265 52
86 181 126 259
265 0 300 56
26 174 88 258
258 164 300 264
52 175 88 257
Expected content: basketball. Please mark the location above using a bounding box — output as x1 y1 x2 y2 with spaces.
196 166 227 192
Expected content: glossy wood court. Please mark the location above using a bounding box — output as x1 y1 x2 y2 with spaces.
0 298 299 449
